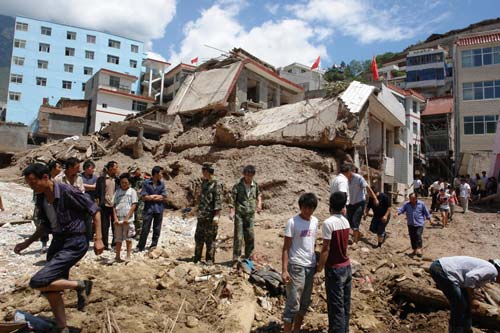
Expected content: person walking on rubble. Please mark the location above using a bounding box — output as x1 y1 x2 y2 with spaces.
365 182 391 248
281 193 318 333
394 193 431 257
14 163 104 333
194 163 223 265
136 166 167 251
430 257 500 333
229 165 262 264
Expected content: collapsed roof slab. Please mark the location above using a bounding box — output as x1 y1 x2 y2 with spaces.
215 97 364 149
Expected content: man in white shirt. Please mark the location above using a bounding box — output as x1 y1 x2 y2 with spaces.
54 157 85 193
459 178 471 213
347 170 376 244
413 177 422 197
430 257 500 333
330 164 353 205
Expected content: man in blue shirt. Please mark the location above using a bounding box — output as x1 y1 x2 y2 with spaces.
136 166 167 251
394 193 431 257
14 163 104 333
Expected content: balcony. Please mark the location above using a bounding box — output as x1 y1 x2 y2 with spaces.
405 79 445 89
98 84 132 94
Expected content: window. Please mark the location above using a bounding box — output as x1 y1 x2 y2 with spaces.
412 122 418 135
108 39 121 49
109 76 120 88
87 34 96 43
412 101 418 114
14 39 26 48
102 103 108 108
39 43 50 53
107 55 119 64
462 47 500 67
36 77 47 86
132 100 148 112
38 60 48 69
464 115 499 135
65 47 75 56
9 91 21 101
463 80 500 100
64 64 74 73
67 31 76 40
130 59 137 68
12 56 25 66
82 83 86 91
41 26 51 36
15 22 28 31
83 67 93 75
85 50 94 60
10 74 23 84
131 44 139 53
62 80 72 89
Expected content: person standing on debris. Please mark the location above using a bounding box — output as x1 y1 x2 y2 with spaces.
430 257 500 333
113 173 138 261
229 165 262 263
14 163 104 333
281 193 318 333
54 158 85 192
413 177 423 197
194 163 222 265
459 177 471 214
317 191 352 333
394 193 431 257
330 164 353 205
48 160 63 179
447 185 458 222
136 166 167 251
129 165 144 240
347 168 376 245
438 188 450 228
96 161 119 250
429 178 443 212
81 160 97 241
365 183 391 248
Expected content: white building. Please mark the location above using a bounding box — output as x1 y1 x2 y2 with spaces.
278 63 326 91
84 68 155 132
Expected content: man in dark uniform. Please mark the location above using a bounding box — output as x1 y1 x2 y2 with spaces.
14 163 104 333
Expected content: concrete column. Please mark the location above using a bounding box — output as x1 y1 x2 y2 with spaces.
159 70 164 105
275 86 281 106
259 81 268 109
148 68 153 97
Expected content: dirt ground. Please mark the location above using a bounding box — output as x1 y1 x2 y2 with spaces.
1 140 499 332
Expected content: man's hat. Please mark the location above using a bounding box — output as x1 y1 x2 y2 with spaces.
127 164 140 173
489 259 500 272
202 162 215 173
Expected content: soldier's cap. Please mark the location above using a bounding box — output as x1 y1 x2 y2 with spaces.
127 165 140 173
202 162 215 173
489 259 500 272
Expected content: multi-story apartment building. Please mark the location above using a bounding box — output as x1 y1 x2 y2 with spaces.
6 16 144 125
161 63 196 106
85 69 155 132
454 30 500 175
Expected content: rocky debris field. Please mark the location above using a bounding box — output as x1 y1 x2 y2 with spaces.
1 179 500 332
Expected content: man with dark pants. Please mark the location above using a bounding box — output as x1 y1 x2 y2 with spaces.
81 160 98 241
365 184 391 248
229 165 262 263
430 257 500 333
318 192 352 333
395 193 431 257
194 163 222 265
137 166 167 251
14 164 104 333
347 169 375 245
96 161 119 249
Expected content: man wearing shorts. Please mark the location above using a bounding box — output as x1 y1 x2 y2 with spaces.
14 164 104 333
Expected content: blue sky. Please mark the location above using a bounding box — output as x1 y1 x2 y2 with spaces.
3 0 500 68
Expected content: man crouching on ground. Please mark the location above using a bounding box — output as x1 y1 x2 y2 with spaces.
14 163 104 333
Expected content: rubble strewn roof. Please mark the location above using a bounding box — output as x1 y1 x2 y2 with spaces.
340 81 375 114
421 96 453 116
456 30 500 46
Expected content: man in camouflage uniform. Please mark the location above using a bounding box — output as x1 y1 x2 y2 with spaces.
194 163 223 265
129 165 144 240
229 165 262 262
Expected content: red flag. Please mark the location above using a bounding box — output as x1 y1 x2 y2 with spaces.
371 56 379 81
191 56 198 65
311 56 320 70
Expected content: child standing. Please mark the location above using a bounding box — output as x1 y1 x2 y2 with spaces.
281 193 319 333
113 173 138 261
438 188 450 228
447 185 458 222
317 191 352 333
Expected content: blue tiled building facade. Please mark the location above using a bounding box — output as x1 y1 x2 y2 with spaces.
7 16 144 125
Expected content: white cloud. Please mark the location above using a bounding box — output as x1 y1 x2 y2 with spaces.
1 0 176 49
169 3 327 68
287 0 447 43
265 3 280 15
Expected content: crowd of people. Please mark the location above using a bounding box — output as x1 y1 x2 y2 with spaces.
8 159 500 333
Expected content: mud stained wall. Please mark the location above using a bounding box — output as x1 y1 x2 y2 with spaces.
48 114 85 136
0 123 28 152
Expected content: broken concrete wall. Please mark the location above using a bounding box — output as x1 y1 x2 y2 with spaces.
0 123 28 152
